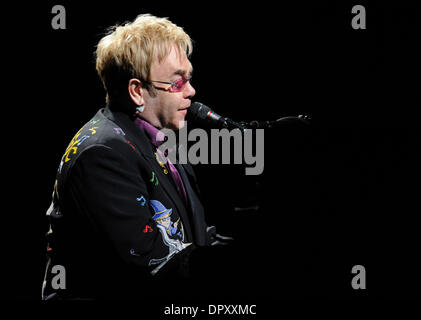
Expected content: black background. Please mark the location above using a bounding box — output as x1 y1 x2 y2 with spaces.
3 0 420 308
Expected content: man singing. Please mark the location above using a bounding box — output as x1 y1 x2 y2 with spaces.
43 14 212 299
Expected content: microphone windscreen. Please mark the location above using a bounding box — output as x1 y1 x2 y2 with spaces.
189 102 211 120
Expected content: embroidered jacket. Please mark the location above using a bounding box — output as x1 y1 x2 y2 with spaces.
43 105 210 299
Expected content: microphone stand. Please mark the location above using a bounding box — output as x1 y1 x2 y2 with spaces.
222 114 312 131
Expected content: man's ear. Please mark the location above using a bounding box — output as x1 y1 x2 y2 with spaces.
128 78 145 106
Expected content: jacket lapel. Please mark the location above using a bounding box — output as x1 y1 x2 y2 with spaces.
101 106 194 242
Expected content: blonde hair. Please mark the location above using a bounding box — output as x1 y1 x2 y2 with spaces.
95 14 192 102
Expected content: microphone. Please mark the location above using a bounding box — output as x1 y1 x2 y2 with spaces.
188 102 311 129
188 102 245 130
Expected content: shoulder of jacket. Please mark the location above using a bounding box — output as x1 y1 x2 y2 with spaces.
57 112 141 173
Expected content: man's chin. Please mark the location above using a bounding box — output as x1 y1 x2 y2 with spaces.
170 119 186 131
177 119 186 130
163 120 184 131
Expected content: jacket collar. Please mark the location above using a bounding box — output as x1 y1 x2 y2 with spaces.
101 104 155 159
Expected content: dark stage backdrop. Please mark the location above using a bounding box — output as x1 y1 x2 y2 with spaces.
4 0 420 305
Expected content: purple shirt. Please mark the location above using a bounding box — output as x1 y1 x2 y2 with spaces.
134 118 187 203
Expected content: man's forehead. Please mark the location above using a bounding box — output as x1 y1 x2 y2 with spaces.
152 45 192 77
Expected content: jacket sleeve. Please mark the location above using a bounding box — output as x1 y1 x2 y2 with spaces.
64 143 178 271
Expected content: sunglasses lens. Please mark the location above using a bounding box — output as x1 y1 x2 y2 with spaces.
170 76 191 92
170 78 185 92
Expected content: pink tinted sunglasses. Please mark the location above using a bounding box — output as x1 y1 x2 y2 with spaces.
148 75 192 93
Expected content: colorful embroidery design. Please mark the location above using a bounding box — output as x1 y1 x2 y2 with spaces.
150 200 183 240
77 135 90 146
113 127 126 136
148 200 188 269
62 127 93 163
90 119 101 125
150 171 159 186
88 127 98 135
136 195 146 206
143 225 153 233
63 129 82 162
126 140 136 150
154 152 168 175
129 249 140 256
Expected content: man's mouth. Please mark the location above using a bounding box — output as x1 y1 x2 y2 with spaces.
178 105 190 111
178 105 190 112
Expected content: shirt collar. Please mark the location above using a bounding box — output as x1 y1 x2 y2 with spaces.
134 117 166 148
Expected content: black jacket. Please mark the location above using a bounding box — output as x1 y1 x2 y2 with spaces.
43 105 210 299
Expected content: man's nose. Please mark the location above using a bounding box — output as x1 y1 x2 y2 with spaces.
184 81 196 99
